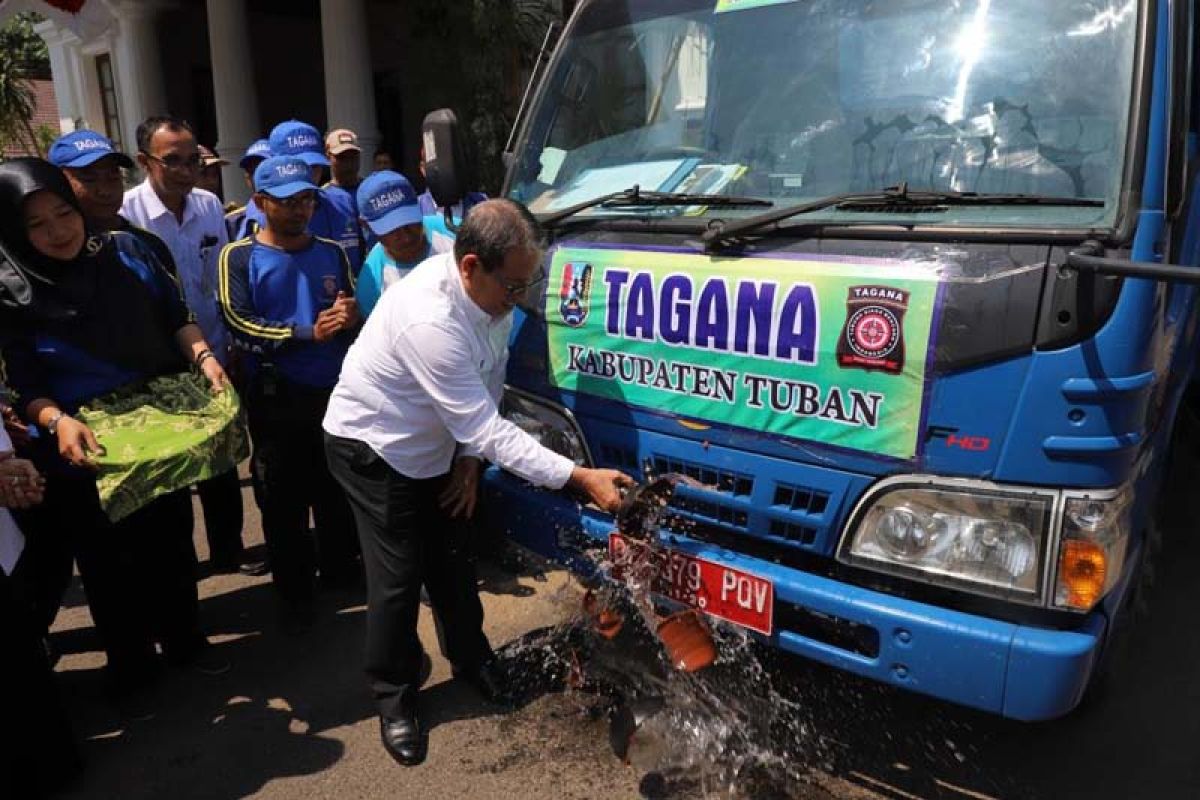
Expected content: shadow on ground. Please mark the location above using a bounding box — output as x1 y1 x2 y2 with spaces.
51 556 534 800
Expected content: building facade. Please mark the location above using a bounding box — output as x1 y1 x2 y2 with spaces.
12 0 558 204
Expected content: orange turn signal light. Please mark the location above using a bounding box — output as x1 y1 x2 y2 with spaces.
1057 539 1107 610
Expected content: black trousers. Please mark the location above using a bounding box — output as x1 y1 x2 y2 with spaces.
196 467 245 566
35 474 202 691
0 564 81 796
246 377 358 609
324 433 491 718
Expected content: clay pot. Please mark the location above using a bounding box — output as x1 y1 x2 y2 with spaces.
656 608 716 673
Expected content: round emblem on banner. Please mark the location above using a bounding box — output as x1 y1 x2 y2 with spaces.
846 306 900 360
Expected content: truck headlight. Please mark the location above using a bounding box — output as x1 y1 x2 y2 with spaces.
500 386 592 466
1054 489 1132 612
839 481 1055 603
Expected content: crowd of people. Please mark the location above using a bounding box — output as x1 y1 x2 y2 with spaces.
0 114 631 793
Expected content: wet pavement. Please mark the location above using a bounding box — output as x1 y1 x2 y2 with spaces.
48 450 1200 799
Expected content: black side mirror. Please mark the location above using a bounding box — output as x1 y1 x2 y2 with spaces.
421 108 472 216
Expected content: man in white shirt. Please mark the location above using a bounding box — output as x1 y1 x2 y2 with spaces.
121 116 252 576
323 199 631 767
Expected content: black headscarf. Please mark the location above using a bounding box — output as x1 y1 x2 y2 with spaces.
0 157 185 376
0 157 100 323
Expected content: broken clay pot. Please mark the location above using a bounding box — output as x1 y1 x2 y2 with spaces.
656 608 716 673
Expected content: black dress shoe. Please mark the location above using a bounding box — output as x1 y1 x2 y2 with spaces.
238 559 269 577
380 714 426 766
453 658 514 707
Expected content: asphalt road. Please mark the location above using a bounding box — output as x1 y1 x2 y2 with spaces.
48 448 1200 799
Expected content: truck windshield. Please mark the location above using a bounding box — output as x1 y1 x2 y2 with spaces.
509 0 1140 231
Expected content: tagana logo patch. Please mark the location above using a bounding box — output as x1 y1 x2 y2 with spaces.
368 189 410 212
74 139 105 151
837 285 909 374
558 262 593 327
275 162 306 178
286 134 319 150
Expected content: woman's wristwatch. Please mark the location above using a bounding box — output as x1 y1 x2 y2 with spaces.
46 410 68 436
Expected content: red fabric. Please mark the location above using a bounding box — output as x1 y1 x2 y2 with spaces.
43 0 86 13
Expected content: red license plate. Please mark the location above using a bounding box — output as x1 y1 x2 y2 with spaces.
608 533 774 636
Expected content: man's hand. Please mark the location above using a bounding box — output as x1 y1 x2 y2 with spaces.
333 292 360 329
568 467 635 513
313 306 349 342
56 416 104 469
439 456 482 519
0 452 46 508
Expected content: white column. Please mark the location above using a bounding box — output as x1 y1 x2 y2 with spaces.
320 0 380 168
34 22 85 133
109 0 169 154
206 0 261 204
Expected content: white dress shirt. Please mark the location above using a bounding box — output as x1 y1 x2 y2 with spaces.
323 252 576 488
121 180 230 362
0 429 26 577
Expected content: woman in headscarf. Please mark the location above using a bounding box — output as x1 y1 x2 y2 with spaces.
0 158 231 702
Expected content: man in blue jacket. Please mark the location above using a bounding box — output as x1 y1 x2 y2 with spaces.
218 156 361 632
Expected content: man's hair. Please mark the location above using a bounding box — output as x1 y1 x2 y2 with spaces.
136 116 195 154
453 199 542 273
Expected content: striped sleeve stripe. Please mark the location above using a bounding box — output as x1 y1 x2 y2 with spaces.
217 238 293 341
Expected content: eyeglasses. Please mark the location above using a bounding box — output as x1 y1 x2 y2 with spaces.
140 151 203 172
263 192 318 210
491 267 547 299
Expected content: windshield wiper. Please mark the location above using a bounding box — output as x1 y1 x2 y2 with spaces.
702 183 1104 249
540 185 772 228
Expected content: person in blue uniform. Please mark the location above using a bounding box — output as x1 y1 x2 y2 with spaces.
231 121 363 272
218 156 361 632
0 158 231 701
224 138 271 241
354 171 456 317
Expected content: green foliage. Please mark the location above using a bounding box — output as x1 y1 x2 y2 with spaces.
0 13 50 75
412 0 562 193
0 12 50 157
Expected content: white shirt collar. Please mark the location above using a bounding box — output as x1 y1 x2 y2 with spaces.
136 178 197 225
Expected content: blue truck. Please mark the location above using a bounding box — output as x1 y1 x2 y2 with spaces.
426 0 1200 720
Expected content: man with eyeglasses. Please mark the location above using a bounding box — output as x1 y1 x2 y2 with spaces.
323 198 632 767
219 156 361 633
120 117 259 580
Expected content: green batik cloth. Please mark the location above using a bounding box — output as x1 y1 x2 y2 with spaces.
76 372 249 522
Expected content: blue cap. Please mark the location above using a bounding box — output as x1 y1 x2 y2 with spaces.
268 120 329 168
239 138 272 169
253 156 317 198
48 129 134 169
356 171 422 235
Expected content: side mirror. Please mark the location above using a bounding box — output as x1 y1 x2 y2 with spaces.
421 108 472 214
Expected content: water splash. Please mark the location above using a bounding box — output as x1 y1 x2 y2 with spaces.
493 476 842 798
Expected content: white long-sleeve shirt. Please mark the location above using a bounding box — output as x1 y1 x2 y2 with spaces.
323 252 575 487
121 180 230 363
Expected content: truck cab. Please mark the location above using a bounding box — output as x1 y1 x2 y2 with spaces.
468 0 1200 720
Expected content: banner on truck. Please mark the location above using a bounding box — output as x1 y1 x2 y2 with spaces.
546 246 941 460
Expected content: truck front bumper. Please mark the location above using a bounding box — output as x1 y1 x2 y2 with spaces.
483 468 1105 721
